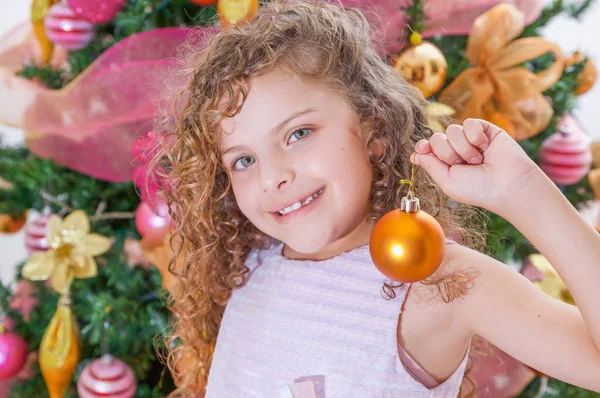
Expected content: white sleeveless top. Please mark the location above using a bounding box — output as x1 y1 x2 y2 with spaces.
205 240 471 397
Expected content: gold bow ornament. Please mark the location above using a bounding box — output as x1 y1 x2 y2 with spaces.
438 4 564 141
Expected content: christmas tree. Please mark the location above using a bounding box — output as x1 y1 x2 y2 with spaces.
0 0 599 397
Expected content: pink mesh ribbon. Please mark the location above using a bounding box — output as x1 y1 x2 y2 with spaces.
0 24 210 182
0 1 542 181
339 0 542 55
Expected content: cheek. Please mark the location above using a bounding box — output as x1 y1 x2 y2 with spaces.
231 177 261 218
328 140 372 190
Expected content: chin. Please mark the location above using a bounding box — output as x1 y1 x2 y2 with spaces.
281 233 331 255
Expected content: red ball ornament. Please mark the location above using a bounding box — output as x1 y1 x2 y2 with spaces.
77 354 136 398
0 328 28 380
539 116 592 185
369 193 445 283
25 214 52 254
45 3 95 51
67 0 126 25
135 200 171 245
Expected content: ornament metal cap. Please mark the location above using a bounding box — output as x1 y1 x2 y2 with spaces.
400 192 420 213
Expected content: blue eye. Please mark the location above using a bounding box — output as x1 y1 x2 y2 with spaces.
233 155 255 170
288 128 312 144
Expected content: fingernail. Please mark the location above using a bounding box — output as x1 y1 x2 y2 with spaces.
470 157 482 164
481 143 489 151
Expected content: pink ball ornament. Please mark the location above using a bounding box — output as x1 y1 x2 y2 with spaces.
77 354 136 398
25 214 51 254
135 201 171 245
45 3 95 51
67 0 126 25
0 330 28 380
539 118 593 185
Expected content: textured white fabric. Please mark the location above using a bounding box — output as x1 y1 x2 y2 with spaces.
206 240 470 398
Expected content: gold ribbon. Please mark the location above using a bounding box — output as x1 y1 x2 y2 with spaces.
140 232 182 294
438 4 564 141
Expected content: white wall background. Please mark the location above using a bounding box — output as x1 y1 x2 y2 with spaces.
0 0 599 284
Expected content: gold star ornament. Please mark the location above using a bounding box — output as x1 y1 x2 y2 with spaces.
22 210 111 294
528 254 574 306
427 102 455 133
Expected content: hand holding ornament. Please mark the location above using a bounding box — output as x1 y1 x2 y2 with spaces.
412 118 539 217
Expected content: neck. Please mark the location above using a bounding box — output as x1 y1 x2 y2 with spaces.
282 219 374 261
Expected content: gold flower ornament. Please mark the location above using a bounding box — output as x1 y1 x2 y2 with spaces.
22 210 111 294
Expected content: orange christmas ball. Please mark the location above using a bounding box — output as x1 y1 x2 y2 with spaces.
0 213 27 234
567 51 597 95
577 58 597 95
369 198 445 283
217 0 258 27
190 0 217 6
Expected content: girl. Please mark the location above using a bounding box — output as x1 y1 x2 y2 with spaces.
156 1 600 397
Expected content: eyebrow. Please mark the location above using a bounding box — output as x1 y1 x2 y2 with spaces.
221 107 318 157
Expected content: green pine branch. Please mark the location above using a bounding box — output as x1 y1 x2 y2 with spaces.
522 0 597 37
402 0 426 41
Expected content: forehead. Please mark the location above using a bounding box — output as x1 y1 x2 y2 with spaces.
219 70 340 144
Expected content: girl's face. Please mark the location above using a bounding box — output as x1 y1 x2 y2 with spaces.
220 70 374 258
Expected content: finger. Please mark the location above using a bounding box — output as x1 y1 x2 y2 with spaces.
464 118 505 149
415 139 432 154
429 132 463 165
413 153 450 189
446 124 484 165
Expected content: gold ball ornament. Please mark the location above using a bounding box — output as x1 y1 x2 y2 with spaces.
369 192 445 283
394 33 447 97
217 0 258 27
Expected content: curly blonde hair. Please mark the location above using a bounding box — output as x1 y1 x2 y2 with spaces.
152 1 488 396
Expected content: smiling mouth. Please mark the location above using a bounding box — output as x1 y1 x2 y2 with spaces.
277 188 325 216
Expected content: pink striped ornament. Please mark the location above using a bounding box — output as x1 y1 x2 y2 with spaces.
24 215 51 254
539 124 592 186
45 3 95 51
67 0 126 25
77 355 136 398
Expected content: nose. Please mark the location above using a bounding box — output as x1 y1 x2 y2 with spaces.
260 157 295 193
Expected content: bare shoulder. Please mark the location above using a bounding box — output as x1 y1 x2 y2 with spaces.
398 242 479 382
406 242 481 310
401 243 478 344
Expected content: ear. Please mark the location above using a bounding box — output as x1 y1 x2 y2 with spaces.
369 140 386 157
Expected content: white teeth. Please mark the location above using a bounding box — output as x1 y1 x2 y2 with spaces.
278 189 323 215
